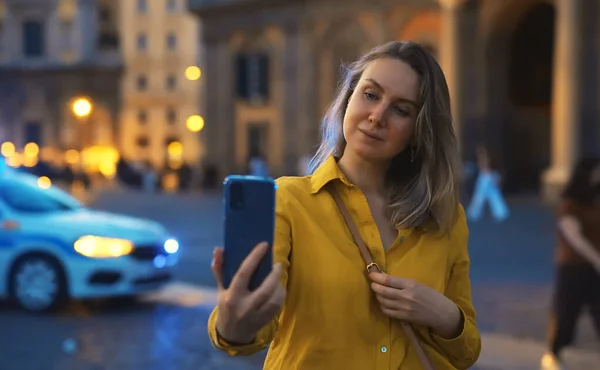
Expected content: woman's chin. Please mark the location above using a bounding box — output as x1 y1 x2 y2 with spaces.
348 143 390 162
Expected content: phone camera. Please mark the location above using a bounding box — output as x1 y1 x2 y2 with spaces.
230 182 244 210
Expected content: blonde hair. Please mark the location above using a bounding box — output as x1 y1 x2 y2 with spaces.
310 41 460 235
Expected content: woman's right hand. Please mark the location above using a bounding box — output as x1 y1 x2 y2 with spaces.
211 242 286 344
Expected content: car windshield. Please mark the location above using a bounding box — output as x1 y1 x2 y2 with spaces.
0 174 82 213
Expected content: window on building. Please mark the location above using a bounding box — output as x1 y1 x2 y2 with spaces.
247 123 269 159
137 75 147 91
22 20 45 58
166 33 176 50
235 52 270 102
137 0 147 13
60 20 73 52
137 136 149 148
97 33 119 49
166 107 176 125
166 0 177 12
166 74 176 90
99 7 111 22
97 5 119 49
137 110 147 124
137 33 147 50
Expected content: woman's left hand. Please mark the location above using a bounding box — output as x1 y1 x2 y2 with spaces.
369 272 463 339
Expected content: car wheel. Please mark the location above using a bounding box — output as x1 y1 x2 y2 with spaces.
9 254 68 313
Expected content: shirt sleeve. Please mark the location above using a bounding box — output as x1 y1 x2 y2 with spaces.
430 205 482 369
207 181 293 356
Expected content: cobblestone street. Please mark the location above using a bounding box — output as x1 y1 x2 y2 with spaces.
0 190 597 369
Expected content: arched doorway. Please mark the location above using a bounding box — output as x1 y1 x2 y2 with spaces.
505 3 555 192
486 3 555 194
397 10 441 59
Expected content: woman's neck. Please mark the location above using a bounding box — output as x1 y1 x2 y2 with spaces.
337 150 389 196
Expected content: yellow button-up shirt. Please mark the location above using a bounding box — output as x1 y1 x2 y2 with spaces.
208 156 481 369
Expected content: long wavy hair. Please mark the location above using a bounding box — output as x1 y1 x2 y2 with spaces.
309 41 460 235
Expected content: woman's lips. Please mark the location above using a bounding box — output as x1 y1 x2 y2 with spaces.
358 128 383 141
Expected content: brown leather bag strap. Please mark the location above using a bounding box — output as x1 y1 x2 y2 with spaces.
326 183 382 274
325 183 435 370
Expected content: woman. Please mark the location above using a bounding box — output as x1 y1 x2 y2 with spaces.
541 157 600 370
208 41 481 369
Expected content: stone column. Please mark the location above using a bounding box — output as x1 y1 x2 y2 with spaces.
202 38 234 176
201 40 220 172
438 0 466 150
283 23 300 176
296 25 316 163
542 0 583 203
216 41 235 175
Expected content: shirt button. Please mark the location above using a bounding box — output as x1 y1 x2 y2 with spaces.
381 346 387 353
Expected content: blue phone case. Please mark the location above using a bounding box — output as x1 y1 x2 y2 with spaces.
222 175 276 291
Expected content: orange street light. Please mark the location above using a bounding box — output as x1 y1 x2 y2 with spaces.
185 66 201 81
72 98 92 118
186 115 204 132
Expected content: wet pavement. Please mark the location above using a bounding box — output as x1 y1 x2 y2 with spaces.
0 189 597 369
0 300 266 370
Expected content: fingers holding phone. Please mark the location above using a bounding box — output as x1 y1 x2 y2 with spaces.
211 247 225 289
212 242 286 344
229 242 271 291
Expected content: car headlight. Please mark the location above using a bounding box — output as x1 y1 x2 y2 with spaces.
74 235 134 258
164 238 179 254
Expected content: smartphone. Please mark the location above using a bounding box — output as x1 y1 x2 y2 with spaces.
222 175 276 291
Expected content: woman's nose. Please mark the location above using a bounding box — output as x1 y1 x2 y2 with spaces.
368 104 387 126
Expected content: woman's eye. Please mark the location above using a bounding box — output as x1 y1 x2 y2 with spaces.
364 92 378 101
394 106 409 116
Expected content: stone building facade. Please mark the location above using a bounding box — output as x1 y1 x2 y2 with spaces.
190 0 600 200
119 0 203 170
0 0 122 170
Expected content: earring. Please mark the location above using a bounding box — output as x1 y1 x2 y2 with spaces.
410 147 416 163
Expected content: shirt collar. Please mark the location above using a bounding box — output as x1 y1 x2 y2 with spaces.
310 155 353 194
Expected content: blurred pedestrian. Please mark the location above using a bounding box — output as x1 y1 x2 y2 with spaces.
178 162 193 191
142 161 157 193
541 157 600 370
466 147 509 222
248 150 269 178
202 163 219 190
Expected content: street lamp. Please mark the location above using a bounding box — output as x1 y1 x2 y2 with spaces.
185 66 201 81
167 141 183 157
72 98 92 118
70 97 93 158
186 115 204 132
1 142 15 157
